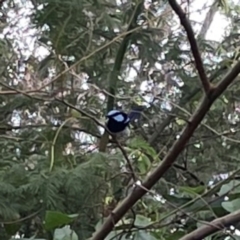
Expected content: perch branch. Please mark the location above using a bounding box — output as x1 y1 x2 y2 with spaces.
180 210 240 240
91 60 240 240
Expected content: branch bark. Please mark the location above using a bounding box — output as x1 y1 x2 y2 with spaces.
168 0 211 94
148 1 220 145
148 64 227 145
92 60 240 240
180 210 240 240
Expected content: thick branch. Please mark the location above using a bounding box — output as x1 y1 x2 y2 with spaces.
92 61 240 240
148 64 228 145
148 2 221 144
180 210 240 240
168 0 210 94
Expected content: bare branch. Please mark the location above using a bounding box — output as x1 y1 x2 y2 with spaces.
91 60 240 240
147 2 225 145
168 0 211 94
148 63 230 145
180 210 240 240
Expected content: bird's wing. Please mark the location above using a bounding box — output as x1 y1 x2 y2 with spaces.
128 106 144 122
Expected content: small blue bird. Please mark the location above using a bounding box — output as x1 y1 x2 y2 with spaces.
106 107 144 134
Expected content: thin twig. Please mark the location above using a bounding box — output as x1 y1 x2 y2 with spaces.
115 140 138 182
1 209 42 224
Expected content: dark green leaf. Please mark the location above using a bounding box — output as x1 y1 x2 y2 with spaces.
44 211 78 231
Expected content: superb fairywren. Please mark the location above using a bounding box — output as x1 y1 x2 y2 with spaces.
106 106 144 134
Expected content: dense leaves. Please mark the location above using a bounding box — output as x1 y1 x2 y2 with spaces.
1 0 240 239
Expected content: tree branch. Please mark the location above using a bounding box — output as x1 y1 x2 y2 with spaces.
92 60 240 240
148 2 225 145
148 64 228 145
168 0 211 94
180 210 240 240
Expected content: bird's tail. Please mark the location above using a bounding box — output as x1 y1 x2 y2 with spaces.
128 106 144 122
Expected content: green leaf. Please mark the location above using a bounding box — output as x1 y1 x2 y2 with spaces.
165 231 185 240
53 226 78 240
218 180 240 196
105 231 128 240
95 218 107 231
176 118 185 125
134 215 152 227
230 236 240 240
134 230 157 240
4 223 21 235
222 199 240 213
129 137 157 158
138 154 151 174
44 211 78 231
96 219 130 240
179 186 206 196
162 194 192 206
195 210 213 220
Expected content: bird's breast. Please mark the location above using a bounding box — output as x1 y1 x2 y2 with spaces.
106 118 128 133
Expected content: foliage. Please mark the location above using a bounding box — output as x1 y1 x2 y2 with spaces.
1 0 240 239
